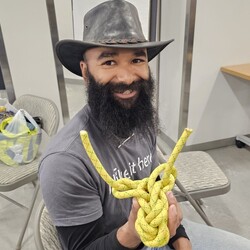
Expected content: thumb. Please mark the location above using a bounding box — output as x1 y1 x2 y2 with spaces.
132 198 140 212
168 204 178 237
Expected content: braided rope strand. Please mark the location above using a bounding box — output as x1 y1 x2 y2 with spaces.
80 128 192 247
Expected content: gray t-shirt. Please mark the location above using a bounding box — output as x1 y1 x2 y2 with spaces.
39 104 158 234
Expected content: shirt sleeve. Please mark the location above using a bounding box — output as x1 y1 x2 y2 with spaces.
56 216 144 250
39 152 103 227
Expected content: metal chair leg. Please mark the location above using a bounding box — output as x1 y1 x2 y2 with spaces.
175 179 213 226
156 147 213 226
16 183 40 250
0 193 28 209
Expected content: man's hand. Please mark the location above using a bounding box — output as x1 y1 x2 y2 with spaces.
117 192 188 249
117 198 141 248
167 191 183 237
167 191 192 249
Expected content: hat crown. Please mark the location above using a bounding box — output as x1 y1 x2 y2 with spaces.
83 0 147 44
56 0 173 76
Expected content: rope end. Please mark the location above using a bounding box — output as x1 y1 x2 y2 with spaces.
184 128 193 135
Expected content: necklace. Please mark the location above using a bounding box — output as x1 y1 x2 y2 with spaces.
117 133 135 149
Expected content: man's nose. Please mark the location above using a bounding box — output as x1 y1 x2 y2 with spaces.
114 67 137 84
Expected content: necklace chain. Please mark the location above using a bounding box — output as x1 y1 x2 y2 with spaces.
117 133 135 148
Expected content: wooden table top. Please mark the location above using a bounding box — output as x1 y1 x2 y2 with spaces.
221 63 250 81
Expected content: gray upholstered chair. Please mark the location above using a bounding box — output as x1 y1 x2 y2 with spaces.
0 94 59 249
157 146 230 226
34 200 61 250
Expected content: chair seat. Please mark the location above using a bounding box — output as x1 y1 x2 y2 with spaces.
172 151 230 201
0 157 40 191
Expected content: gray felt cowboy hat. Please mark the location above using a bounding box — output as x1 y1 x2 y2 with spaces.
56 0 174 76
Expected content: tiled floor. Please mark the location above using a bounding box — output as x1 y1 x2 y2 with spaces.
1 86 250 249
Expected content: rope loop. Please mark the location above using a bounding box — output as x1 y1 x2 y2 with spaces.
80 128 192 247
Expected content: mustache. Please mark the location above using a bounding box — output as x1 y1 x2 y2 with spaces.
103 79 153 99
108 81 143 93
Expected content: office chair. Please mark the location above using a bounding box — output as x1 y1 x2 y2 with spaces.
157 145 230 226
0 94 60 250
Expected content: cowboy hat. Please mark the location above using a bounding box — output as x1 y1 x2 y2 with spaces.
56 0 174 76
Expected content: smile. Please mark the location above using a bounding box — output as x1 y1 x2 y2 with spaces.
113 90 138 99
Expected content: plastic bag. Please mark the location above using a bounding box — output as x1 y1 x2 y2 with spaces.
0 101 42 166
0 98 18 114
2 110 29 136
0 98 16 125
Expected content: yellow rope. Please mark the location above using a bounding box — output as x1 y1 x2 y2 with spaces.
80 128 192 247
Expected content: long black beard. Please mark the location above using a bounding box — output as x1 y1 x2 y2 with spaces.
87 70 158 142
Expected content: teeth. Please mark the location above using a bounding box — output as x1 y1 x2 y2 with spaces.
123 90 132 94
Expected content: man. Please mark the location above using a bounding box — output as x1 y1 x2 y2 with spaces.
39 1 250 249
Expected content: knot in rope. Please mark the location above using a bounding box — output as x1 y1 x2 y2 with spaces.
80 128 192 247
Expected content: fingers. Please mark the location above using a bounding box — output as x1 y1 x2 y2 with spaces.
132 198 140 211
167 190 177 205
167 191 183 237
117 199 141 248
167 191 183 222
130 198 140 222
127 198 140 235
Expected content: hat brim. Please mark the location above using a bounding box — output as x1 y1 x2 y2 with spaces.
56 39 174 76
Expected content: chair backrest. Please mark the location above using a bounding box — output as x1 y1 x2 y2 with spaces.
156 144 167 164
13 94 60 137
34 201 61 250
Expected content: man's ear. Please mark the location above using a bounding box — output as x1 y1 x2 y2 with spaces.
80 61 88 82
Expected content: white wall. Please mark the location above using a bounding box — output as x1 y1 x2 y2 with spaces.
158 0 187 142
188 0 250 145
159 0 250 146
54 0 79 80
0 0 64 127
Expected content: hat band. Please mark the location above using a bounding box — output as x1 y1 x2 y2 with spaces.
97 38 148 45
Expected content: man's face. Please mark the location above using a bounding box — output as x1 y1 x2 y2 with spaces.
80 47 157 140
81 47 149 106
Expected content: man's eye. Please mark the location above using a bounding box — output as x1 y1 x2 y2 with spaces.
103 60 115 66
132 58 144 63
